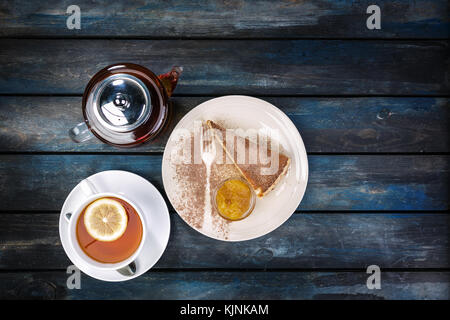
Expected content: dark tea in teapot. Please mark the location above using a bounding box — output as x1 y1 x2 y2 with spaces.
69 63 182 147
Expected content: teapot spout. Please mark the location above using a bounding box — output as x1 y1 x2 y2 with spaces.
158 66 183 97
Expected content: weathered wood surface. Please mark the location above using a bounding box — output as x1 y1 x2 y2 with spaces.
1 271 448 300
0 40 448 95
0 0 448 39
0 213 448 270
0 96 448 153
0 155 447 211
0 0 448 301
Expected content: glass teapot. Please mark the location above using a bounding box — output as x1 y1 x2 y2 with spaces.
69 63 182 147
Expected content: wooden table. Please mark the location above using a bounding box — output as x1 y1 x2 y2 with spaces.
0 1 448 300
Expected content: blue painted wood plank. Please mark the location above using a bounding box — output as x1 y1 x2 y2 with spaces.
1 271 448 299
0 213 448 269
0 40 447 95
0 0 448 39
0 96 448 153
0 154 447 211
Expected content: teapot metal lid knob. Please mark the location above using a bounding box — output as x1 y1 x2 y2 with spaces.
113 93 131 111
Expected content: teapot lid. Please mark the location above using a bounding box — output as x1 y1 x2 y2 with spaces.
92 73 151 132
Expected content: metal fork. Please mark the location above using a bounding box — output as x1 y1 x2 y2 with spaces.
201 125 216 168
200 124 216 231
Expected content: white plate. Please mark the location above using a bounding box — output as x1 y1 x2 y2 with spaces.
162 96 308 241
59 170 170 282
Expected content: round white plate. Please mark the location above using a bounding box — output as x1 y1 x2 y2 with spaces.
59 170 170 282
162 95 308 241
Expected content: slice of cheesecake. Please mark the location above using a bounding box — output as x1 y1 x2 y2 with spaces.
206 120 290 197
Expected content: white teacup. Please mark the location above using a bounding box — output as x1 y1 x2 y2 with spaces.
64 179 147 276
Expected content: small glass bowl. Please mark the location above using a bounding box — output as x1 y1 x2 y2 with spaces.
213 178 256 221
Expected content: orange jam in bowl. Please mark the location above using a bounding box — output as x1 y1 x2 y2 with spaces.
214 178 255 221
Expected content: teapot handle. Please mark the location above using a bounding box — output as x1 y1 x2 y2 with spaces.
68 122 94 143
158 66 183 97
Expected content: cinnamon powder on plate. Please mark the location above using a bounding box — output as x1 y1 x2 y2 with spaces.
169 128 237 239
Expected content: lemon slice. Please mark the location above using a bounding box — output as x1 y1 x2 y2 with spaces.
84 198 128 242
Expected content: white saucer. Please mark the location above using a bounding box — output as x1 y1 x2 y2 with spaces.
162 95 308 241
59 170 170 282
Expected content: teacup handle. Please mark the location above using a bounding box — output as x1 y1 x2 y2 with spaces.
64 178 98 223
69 122 94 143
117 261 137 276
